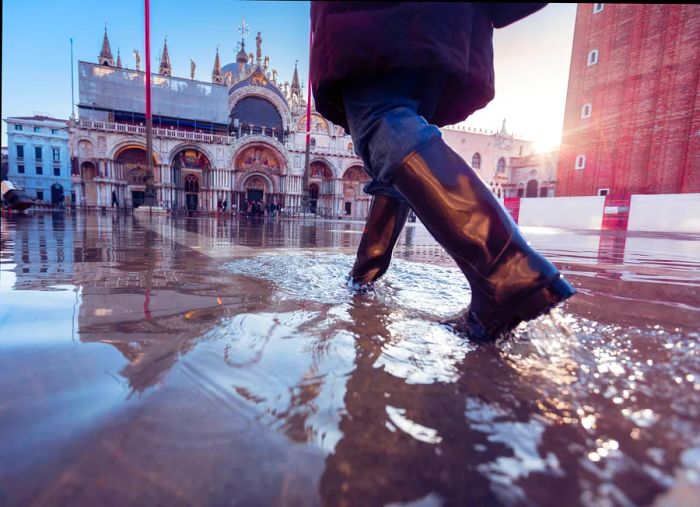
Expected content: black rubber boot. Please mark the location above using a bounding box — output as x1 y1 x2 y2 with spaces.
392 139 576 341
349 194 411 287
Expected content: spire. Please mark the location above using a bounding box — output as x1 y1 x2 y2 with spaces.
500 118 508 135
116 49 122 68
290 60 301 97
212 46 223 84
99 26 114 66
159 38 171 76
236 39 248 64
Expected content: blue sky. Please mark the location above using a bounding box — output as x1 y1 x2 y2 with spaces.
2 1 575 150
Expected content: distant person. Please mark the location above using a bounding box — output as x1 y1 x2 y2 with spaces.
310 2 575 341
112 191 119 208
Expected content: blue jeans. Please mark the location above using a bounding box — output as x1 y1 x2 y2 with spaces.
342 71 448 201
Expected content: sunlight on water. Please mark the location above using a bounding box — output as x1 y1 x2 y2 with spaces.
225 252 700 506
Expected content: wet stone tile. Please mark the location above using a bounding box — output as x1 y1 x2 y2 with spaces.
0 212 699 507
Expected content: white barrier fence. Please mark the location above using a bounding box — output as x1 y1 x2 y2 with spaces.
627 193 700 233
515 193 700 233
518 196 606 230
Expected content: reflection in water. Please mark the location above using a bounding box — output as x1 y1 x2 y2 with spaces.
1 214 699 506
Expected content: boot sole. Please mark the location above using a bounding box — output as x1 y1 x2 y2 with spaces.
447 275 576 342
494 275 577 338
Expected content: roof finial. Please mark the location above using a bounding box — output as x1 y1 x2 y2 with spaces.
212 44 224 84
99 24 114 66
116 48 122 68
159 37 171 76
290 59 301 97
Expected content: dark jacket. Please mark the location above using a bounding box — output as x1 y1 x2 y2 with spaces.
310 2 547 130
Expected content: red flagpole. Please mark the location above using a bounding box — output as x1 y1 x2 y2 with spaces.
144 0 152 122
144 0 155 208
305 29 312 146
302 18 313 214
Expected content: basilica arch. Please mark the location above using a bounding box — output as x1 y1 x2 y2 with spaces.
233 142 286 210
170 147 212 211
341 165 372 218
113 146 160 208
228 85 292 133
308 159 336 215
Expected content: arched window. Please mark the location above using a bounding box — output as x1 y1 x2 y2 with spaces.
472 153 481 169
575 155 586 170
539 184 548 197
587 49 599 66
581 103 592 118
230 96 283 140
517 184 524 198
497 157 506 173
310 137 316 149
184 174 200 193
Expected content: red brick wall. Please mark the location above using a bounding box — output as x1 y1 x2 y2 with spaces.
557 4 700 197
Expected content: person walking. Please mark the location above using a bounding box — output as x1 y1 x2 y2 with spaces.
310 2 575 341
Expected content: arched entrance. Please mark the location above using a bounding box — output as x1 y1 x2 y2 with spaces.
172 148 211 211
51 183 64 207
309 183 320 214
81 161 97 205
244 175 268 206
526 179 539 198
115 147 157 208
234 144 285 210
342 165 371 218
309 161 334 216
184 174 200 210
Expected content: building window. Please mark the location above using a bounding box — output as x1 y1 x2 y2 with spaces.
575 155 586 169
18 164 25 174
36 190 44 201
472 152 481 169
310 138 316 149
593 3 604 14
36 165 43 175
35 146 42 160
16 145 24 159
51 129 59 134
598 188 609 196
497 157 506 173
587 49 599 66
52 148 60 162
539 185 549 197
14 124 22 131
34 126 41 133
581 103 592 118
53 167 61 176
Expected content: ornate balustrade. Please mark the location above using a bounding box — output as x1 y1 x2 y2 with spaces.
73 118 236 145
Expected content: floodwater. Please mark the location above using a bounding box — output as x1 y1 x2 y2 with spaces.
1 212 699 507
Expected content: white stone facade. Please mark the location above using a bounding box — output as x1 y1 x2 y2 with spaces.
67 28 545 216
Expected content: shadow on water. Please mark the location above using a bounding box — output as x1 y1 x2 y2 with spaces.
0 214 699 506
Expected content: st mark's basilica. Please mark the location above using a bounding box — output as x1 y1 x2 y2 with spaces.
69 22 539 215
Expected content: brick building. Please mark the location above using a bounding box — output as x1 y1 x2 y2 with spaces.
557 3 700 197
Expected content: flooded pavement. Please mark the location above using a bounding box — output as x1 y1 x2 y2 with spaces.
1 212 699 507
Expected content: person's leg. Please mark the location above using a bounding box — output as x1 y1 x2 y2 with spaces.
348 193 411 286
344 71 445 287
342 71 575 341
